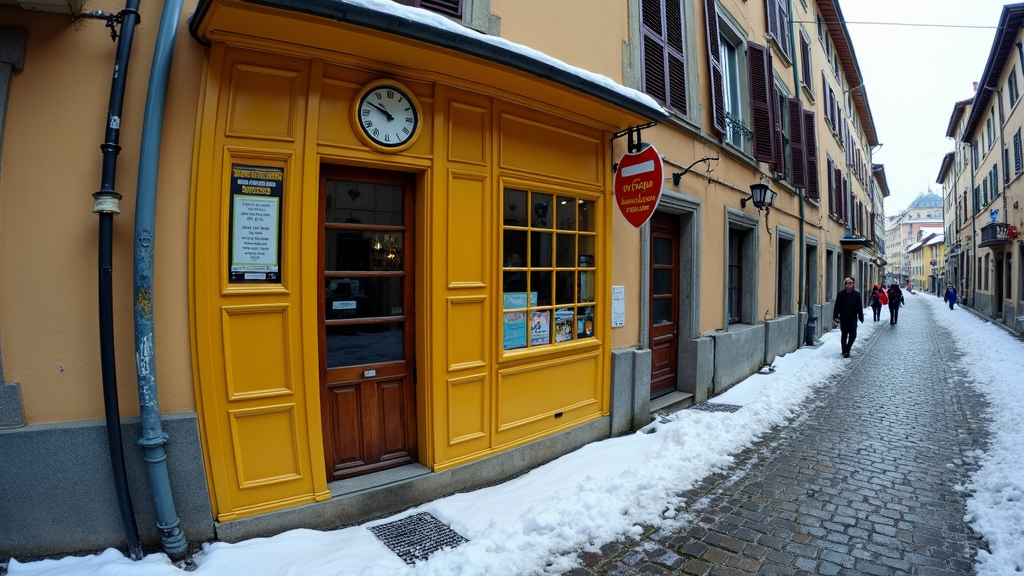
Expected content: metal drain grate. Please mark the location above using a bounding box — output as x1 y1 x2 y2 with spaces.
368 512 468 564
689 402 743 413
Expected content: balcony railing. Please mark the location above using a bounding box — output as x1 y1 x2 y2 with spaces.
979 222 1009 247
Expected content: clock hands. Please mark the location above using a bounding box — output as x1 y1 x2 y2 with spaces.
367 101 395 121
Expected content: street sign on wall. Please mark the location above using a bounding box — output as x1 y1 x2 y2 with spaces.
613 143 663 228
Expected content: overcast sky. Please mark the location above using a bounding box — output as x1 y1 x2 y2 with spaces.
838 0 1009 215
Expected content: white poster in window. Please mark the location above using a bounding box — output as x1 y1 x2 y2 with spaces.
611 285 625 327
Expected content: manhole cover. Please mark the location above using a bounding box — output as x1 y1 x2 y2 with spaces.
689 402 742 413
368 511 469 564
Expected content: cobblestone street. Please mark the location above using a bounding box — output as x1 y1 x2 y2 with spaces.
566 297 994 576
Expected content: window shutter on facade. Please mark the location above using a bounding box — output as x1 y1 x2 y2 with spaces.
1015 129 1022 174
773 89 785 170
827 157 835 213
394 0 463 18
748 41 776 163
788 98 806 188
765 0 779 40
641 0 688 115
800 33 812 91
775 1 790 58
803 109 819 199
704 0 726 134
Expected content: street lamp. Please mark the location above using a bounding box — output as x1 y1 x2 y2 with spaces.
741 181 777 212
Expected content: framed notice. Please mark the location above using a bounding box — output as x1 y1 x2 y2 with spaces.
228 164 284 283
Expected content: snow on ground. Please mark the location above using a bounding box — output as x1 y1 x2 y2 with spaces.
5 292 1023 575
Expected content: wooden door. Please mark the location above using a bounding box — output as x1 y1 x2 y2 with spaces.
649 213 679 399
319 166 417 481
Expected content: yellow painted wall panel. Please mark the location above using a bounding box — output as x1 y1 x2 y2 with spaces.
222 305 292 399
228 64 301 140
447 296 487 370
496 352 600 428
318 78 363 148
446 373 489 445
500 113 601 185
229 404 302 486
447 173 489 286
448 101 489 165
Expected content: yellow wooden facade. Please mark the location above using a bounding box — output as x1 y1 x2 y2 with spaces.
190 2 653 521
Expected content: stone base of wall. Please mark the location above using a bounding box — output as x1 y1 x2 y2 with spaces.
0 413 215 560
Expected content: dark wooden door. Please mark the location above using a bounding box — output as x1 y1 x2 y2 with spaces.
649 213 679 399
319 166 417 481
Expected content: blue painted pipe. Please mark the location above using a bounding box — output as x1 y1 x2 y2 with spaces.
132 0 188 560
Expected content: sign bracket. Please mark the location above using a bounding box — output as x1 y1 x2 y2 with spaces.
610 122 657 172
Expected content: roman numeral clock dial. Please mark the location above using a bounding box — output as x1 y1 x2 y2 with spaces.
351 80 422 153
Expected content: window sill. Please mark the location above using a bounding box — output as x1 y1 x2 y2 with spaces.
800 83 815 102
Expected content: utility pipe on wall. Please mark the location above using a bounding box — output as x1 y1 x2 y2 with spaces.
133 0 188 559
90 0 143 561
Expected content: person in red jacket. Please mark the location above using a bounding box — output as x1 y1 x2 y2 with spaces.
833 278 864 358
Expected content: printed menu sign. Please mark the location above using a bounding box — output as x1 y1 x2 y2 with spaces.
228 164 283 283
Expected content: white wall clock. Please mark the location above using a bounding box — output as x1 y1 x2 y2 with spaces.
351 79 422 153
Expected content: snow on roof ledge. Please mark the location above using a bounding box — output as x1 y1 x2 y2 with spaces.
190 0 669 124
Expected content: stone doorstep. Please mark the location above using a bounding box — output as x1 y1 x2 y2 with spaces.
650 391 694 416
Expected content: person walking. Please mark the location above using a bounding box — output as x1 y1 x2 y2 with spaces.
869 285 883 322
944 285 958 310
832 277 864 358
886 283 904 325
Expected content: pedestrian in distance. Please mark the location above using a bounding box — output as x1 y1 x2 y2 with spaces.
944 285 958 310
869 285 883 322
886 283 904 325
833 277 864 358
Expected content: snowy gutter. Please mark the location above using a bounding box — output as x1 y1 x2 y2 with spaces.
189 0 668 124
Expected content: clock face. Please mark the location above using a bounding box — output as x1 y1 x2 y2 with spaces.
355 84 420 151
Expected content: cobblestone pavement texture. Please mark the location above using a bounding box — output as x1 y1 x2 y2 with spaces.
564 297 993 576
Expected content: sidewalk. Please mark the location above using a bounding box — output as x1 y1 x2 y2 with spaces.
4 292 1024 576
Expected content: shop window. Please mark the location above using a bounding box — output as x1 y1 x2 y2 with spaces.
501 189 597 350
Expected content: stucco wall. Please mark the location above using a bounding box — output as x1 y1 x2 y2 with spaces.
0 4 204 424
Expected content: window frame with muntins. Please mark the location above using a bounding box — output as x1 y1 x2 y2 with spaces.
500 187 599 353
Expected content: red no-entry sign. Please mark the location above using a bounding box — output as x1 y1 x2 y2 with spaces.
613 143 663 228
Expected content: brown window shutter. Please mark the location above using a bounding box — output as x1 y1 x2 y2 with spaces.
641 0 686 115
827 157 834 212
789 98 806 188
748 41 776 163
833 166 842 217
643 32 667 103
772 88 784 170
641 0 667 105
765 0 778 39
705 0 726 134
666 0 688 114
803 109 819 199
395 0 463 18
776 1 790 58
800 33 811 90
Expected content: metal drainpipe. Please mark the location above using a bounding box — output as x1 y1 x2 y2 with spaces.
90 0 143 561
133 0 188 559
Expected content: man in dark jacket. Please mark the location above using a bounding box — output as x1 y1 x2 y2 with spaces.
833 277 864 358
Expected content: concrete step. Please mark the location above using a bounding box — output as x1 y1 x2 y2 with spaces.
650 390 694 416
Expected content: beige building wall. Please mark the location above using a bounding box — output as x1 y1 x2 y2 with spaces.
1 3 204 424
